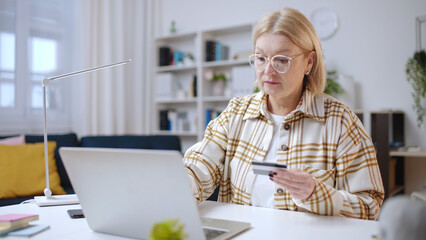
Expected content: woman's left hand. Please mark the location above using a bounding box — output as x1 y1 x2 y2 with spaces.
269 168 316 201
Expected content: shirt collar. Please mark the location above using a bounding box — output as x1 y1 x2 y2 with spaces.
296 89 326 122
243 89 326 122
242 91 266 120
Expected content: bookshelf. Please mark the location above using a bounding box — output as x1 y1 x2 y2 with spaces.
152 23 256 150
355 110 405 198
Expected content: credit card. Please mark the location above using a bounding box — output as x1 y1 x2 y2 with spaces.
252 161 287 175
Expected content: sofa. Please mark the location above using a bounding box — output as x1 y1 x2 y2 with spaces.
0 133 181 206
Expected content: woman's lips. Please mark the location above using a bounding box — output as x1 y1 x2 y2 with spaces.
264 80 280 85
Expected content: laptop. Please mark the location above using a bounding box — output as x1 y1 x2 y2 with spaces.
59 147 250 240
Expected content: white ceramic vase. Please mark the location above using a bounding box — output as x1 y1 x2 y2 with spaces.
212 81 225 96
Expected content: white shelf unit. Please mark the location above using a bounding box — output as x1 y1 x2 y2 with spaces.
152 23 255 150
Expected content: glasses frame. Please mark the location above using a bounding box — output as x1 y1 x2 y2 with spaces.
248 52 306 74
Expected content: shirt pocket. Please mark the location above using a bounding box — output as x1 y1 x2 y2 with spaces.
300 164 336 187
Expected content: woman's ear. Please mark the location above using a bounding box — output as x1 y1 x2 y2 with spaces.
305 51 316 73
308 51 316 66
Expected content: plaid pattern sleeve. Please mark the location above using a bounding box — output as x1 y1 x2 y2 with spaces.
183 90 384 220
292 137 384 220
183 99 232 202
291 101 385 220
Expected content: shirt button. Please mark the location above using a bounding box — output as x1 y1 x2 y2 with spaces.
277 188 284 194
284 124 290 130
281 144 289 151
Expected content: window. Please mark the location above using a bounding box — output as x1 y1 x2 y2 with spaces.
0 2 16 109
0 0 73 132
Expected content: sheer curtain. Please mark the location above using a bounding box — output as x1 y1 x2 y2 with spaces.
71 0 148 136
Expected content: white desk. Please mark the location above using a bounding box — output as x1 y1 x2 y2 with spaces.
390 150 426 158
0 201 380 240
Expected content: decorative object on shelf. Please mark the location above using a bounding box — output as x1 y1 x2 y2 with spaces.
406 50 426 127
324 70 344 97
150 218 187 240
204 69 228 96
170 21 177 34
176 89 186 99
395 145 422 152
213 81 225 96
233 50 252 61
183 53 195 66
310 8 339 40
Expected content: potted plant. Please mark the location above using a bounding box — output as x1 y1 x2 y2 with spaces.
324 70 344 97
406 50 426 127
150 219 187 240
204 70 227 96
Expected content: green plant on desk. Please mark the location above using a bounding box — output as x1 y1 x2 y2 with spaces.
406 49 426 127
150 218 187 240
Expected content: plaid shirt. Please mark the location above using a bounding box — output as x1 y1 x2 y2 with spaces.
184 90 384 220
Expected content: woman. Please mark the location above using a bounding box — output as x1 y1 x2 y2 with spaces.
184 8 384 220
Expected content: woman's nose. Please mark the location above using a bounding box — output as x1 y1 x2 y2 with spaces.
264 61 277 75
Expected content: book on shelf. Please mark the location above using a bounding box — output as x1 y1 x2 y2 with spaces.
159 109 191 132
221 45 229 61
159 110 169 130
206 40 230 62
205 109 222 128
205 40 216 62
215 42 222 61
159 46 171 66
215 42 229 61
173 50 185 66
189 75 197 98
177 112 190 132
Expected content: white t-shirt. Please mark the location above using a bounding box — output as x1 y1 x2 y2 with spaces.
250 113 285 208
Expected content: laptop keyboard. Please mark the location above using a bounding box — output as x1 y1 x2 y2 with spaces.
203 227 228 240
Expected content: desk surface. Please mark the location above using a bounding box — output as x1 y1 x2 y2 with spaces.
390 150 426 158
0 201 380 240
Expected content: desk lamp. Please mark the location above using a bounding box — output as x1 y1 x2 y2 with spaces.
34 59 131 206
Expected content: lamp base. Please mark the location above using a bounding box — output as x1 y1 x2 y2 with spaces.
34 194 79 207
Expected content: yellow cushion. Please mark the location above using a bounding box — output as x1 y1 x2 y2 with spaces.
0 141 66 199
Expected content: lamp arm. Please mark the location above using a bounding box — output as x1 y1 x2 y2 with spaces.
42 85 52 197
41 59 131 198
42 59 131 86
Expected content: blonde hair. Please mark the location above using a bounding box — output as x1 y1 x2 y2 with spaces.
253 8 326 95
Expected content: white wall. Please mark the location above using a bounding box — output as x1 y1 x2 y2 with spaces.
156 0 426 149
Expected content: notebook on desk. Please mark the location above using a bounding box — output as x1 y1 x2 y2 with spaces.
59 147 250 240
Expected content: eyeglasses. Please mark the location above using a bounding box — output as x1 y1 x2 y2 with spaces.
248 53 305 74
